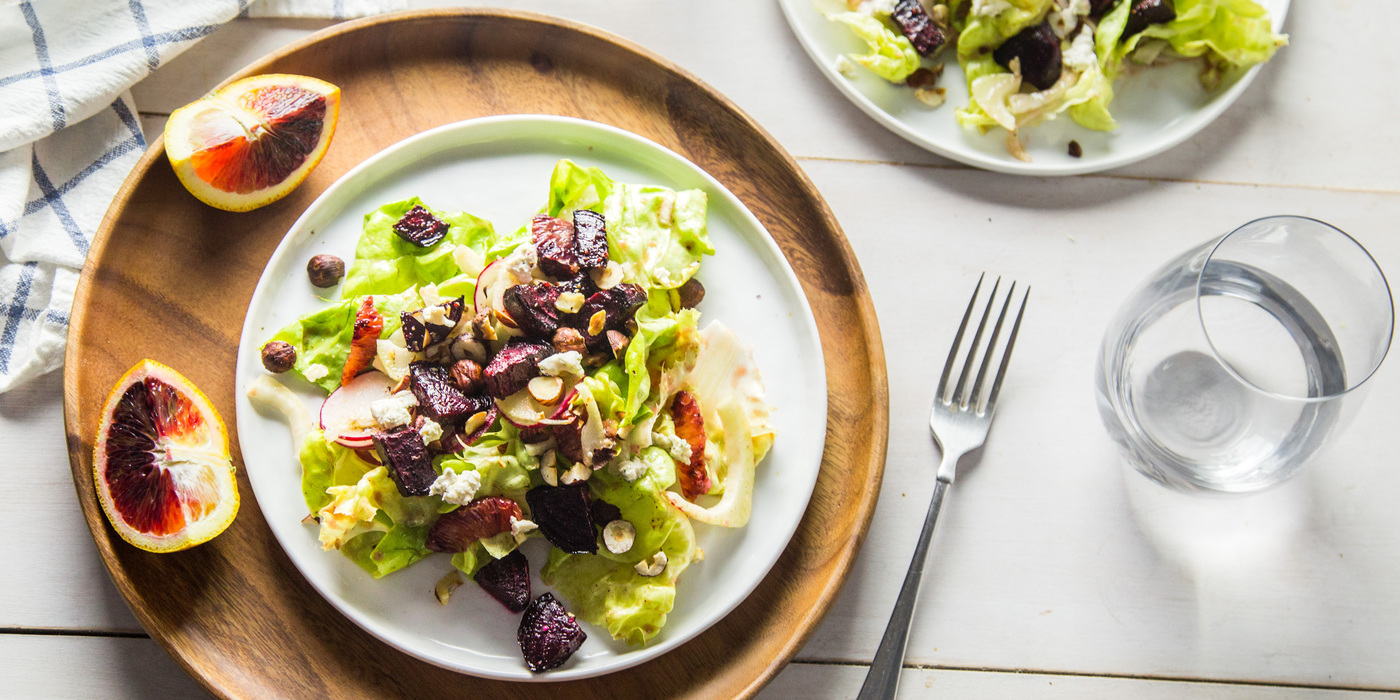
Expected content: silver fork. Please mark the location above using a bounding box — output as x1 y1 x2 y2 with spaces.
857 274 1029 700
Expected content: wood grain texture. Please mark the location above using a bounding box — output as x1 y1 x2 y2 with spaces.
62 9 887 700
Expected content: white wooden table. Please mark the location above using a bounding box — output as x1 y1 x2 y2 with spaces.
7 1 1400 697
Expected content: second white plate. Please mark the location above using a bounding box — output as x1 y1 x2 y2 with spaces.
778 0 1290 175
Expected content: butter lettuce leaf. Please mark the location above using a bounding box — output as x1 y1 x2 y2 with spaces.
621 291 700 427
342 197 496 298
816 0 921 83
604 183 712 291
267 291 417 393
546 159 614 217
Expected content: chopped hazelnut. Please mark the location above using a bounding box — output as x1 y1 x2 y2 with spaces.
677 278 706 309
306 254 345 288
261 340 296 373
552 326 587 355
450 358 483 393
588 310 607 336
606 330 630 360
471 312 497 341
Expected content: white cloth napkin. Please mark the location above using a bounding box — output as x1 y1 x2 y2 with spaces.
0 0 403 393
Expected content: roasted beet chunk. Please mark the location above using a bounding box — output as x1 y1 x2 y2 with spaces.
892 0 947 56
483 340 552 398
426 496 523 553
373 426 437 497
574 283 647 343
572 209 609 269
518 593 586 673
476 550 531 613
1089 0 1117 16
531 215 578 278
557 272 598 299
409 362 472 420
401 297 464 352
392 205 449 247
1124 0 1175 37
993 21 1062 91
526 483 597 554
590 499 622 528
503 283 561 339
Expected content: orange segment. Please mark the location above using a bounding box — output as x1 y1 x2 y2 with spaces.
164 73 341 212
93 360 238 552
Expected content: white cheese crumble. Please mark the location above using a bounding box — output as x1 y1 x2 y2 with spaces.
856 0 896 15
652 432 693 465
419 282 443 307
835 54 855 78
302 363 329 382
419 417 443 444
1049 0 1091 38
510 517 538 543
370 391 418 429
972 0 1012 16
612 454 648 483
428 467 481 506
1063 26 1098 71
503 242 538 284
538 351 584 379
421 304 455 328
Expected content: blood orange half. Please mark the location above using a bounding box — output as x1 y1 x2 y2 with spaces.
164 73 341 212
93 360 238 552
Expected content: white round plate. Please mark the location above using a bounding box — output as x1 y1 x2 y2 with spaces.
233 116 828 680
778 0 1290 175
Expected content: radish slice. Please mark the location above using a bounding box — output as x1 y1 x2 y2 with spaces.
319 370 394 444
474 260 511 313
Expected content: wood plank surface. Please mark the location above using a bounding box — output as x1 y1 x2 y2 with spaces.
62 9 886 700
5 0 1400 696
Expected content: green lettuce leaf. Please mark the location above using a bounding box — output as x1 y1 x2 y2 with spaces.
341 197 496 298
620 291 699 427
546 159 615 217
1106 0 1286 89
267 291 417 393
433 420 536 496
452 544 488 578
542 463 696 646
817 2 921 83
603 183 712 291
342 523 434 579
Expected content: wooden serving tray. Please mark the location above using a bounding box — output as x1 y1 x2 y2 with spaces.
63 9 887 699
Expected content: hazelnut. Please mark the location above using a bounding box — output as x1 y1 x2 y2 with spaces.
634 551 668 577
471 312 497 341
450 359 483 393
261 340 296 373
552 326 587 355
606 330 630 360
677 278 706 309
905 65 943 90
587 310 607 336
306 254 345 288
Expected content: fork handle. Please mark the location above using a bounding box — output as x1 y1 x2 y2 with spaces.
856 475 952 700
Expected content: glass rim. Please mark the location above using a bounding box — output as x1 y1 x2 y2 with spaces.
1194 215 1395 404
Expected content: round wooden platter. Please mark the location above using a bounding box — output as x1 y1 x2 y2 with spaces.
63 9 888 699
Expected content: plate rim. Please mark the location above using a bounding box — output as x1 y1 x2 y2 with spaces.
231 113 829 681
776 0 1293 176
62 8 889 699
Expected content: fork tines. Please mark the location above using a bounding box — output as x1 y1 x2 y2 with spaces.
936 273 1029 415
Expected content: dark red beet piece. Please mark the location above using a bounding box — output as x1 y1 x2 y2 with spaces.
475 549 531 613
502 283 561 339
401 297 464 352
572 209 609 269
573 283 647 348
426 496 523 553
1124 0 1175 37
373 426 437 497
1089 0 1117 16
557 272 598 299
551 415 585 463
392 205 449 247
525 483 597 554
531 215 579 278
483 340 552 398
518 593 586 673
993 21 1062 90
409 362 473 420
892 0 947 56
590 499 622 528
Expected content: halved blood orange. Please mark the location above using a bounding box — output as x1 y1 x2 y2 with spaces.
93 360 238 552
164 73 341 212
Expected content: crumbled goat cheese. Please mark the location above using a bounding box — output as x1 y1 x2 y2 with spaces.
302 363 329 382
421 304 454 327
612 454 649 482
1049 0 1091 38
652 431 693 465
972 0 1012 16
856 0 896 15
370 391 418 429
428 467 481 506
510 517 538 543
419 417 443 444
538 351 584 378
1063 26 1098 71
504 242 538 284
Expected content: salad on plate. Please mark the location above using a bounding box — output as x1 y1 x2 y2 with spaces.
247 158 775 673
818 0 1287 159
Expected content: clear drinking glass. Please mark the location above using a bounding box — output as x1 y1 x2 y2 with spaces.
1096 216 1394 493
